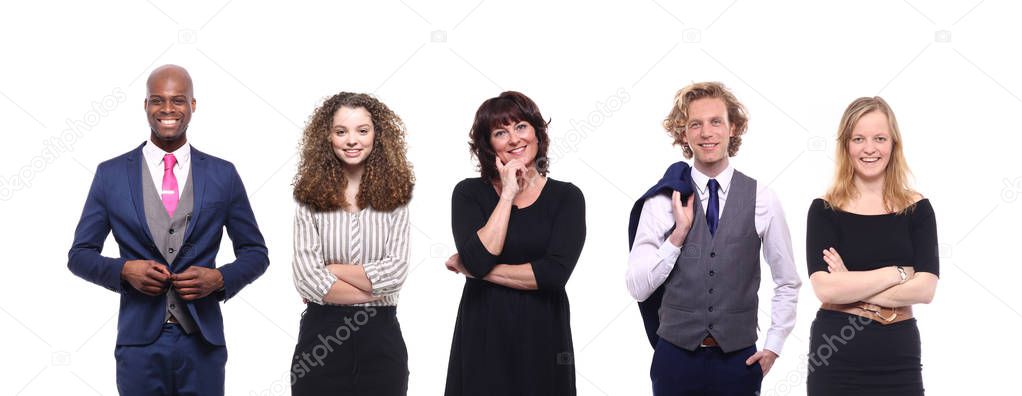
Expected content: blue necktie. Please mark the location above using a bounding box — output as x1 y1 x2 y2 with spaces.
706 179 719 236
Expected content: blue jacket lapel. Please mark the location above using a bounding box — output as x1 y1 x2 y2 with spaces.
126 143 156 247
181 146 207 245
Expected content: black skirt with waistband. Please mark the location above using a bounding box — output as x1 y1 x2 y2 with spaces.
807 309 924 396
291 304 408 396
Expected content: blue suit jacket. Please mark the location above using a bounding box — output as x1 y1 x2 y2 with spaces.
627 161 695 348
68 143 269 346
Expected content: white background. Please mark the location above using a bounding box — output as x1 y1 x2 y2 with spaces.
2 1 1020 395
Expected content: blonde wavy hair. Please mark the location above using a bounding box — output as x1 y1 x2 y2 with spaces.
663 81 749 159
292 92 414 212
824 96 917 214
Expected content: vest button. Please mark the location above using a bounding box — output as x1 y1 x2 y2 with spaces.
709 270 715 276
708 288 714 294
169 228 175 234
708 323 714 329
708 306 714 312
169 303 176 309
168 248 175 254
710 252 716 258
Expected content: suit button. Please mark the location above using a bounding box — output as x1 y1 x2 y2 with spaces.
708 323 714 329
168 248 175 254
169 228 175 234
708 306 714 312
708 288 714 294
710 252 716 258
709 270 715 276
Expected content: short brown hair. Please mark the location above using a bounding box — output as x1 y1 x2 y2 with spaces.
468 91 551 181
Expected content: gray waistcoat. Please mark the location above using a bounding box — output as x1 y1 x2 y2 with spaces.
141 161 198 334
657 170 760 353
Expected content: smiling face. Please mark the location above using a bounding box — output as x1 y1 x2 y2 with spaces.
330 106 375 170
489 120 538 168
681 97 734 173
847 111 893 182
145 67 195 148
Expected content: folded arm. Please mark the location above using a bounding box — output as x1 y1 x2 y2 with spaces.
861 272 938 307
322 278 380 305
483 263 538 290
809 266 904 304
863 199 940 307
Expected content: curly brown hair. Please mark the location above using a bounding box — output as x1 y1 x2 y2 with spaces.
663 81 749 159
293 92 414 212
468 91 551 181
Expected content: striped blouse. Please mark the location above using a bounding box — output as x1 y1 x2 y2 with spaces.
292 203 410 306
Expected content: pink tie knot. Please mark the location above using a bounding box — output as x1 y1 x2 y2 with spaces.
164 153 177 171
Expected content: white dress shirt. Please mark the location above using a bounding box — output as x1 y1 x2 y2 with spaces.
625 164 802 355
142 140 191 199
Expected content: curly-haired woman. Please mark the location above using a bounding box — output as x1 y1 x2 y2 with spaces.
443 91 586 395
290 92 414 395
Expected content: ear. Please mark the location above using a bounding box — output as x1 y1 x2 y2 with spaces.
143 98 148 110
191 98 197 112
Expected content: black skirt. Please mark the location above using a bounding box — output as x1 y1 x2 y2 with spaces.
807 309 924 396
291 304 408 396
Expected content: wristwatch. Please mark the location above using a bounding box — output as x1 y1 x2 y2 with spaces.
896 266 908 284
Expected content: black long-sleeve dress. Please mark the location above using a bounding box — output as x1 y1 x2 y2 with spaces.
806 198 939 396
445 177 586 396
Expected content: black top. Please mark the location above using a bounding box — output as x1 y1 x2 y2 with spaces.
445 177 586 396
806 198 939 277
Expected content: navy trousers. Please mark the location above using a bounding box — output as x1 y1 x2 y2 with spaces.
651 338 762 396
115 323 227 395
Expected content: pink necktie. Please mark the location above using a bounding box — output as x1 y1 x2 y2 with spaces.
162 153 179 217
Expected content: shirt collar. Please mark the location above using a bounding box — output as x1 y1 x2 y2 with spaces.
691 163 734 195
143 139 191 168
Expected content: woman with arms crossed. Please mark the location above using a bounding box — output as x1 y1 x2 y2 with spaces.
806 96 939 395
290 92 414 395
444 91 586 395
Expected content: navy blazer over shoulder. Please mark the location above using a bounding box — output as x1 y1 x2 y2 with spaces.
627 160 695 348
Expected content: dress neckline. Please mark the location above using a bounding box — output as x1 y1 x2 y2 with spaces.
819 198 928 217
488 177 552 210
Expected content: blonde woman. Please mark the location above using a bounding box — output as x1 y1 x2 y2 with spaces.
806 96 938 395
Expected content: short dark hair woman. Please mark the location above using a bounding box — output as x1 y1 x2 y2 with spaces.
444 91 586 395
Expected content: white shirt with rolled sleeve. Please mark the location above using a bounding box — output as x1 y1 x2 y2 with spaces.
625 164 801 355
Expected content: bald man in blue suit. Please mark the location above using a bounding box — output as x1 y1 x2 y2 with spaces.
68 65 268 395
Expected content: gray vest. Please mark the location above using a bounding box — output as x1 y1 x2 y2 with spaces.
657 170 760 353
141 161 199 334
